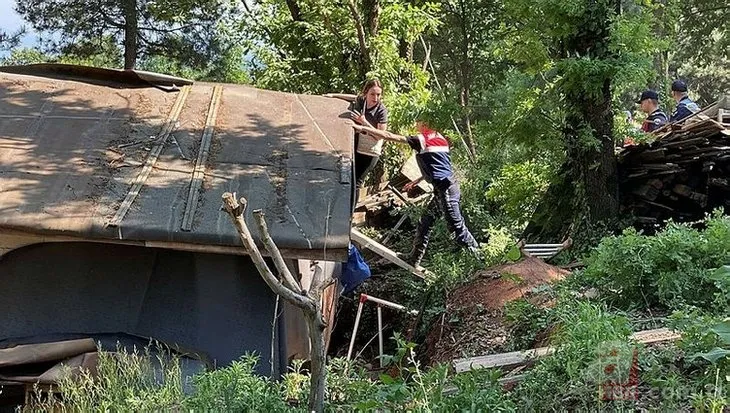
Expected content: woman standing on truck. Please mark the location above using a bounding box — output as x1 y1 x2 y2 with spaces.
323 79 389 193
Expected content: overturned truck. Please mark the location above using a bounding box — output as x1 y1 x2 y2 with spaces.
0 65 354 400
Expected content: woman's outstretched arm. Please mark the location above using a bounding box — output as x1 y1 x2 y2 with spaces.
352 124 407 144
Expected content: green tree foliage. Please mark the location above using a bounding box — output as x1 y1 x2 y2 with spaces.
14 0 241 71
1 47 47 65
487 159 554 227
462 0 675 242
664 0 730 105
241 0 439 124
580 213 730 311
676 0 729 64
0 27 25 51
416 1 666 241
423 0 508 154
2 38 122 68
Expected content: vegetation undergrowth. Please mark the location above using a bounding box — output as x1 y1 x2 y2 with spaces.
576 212 730 311
501 213 730 411
23 339 518 413
24 205 730 413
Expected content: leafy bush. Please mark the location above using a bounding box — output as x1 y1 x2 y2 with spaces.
486 159 555 227
580 214 730 311
686 318 730 413
185 355 290 412
670 309 727 356
28 346 187 412
514 298 632 411
504 297 555 351
24 338 519 412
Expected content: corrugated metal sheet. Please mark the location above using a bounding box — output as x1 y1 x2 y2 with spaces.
0 69 353 260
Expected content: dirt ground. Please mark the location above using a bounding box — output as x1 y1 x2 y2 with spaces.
424 256 569 365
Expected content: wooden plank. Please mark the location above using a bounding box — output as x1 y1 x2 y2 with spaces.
523 247 562 253
452 328 681 373
387 184 413 205
681 116 713 131
181 85 223 231
350 228 430 279
661 137 708 148
453 347 555 373
631 327 681 344
523 247 563 258
106 85 191 227
352 211 367 227
381 213 409 244
524 250 562 257
400 154 432 192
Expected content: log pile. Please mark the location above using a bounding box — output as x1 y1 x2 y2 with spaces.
619 109 730 229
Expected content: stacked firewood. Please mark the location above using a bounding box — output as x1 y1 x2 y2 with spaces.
619 112 730 229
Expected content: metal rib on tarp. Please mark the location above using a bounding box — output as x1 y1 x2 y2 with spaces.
0 66 354 260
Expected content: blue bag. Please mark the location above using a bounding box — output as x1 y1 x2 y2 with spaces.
340 244 371 296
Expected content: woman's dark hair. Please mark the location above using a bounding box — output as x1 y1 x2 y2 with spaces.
360 79 383 96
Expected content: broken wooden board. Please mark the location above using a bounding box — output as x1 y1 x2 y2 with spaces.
452 327 681 373
630 327 682 344
350 228 431 279
400 154 433 193
453 347 555 373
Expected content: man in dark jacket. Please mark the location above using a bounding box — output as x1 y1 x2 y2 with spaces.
637 90 668 133
670 80 700 122
352 120 482 267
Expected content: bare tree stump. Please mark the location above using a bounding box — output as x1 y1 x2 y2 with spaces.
221 192 329 413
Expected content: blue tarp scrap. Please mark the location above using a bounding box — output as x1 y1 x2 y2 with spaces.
340 243 371 295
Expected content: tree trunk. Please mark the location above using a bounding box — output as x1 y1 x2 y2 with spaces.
565 79 619 223
524 1 620 241
221 193 329 413
459 81 476 156
285 0 303 21
650 1 670 90
363 0 380 37
347 0 371 78
305 310 327 413
123 0 138 69
456 0 476 157
398 39 413 61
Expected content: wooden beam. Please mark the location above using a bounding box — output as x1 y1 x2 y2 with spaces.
453 347 555 373
350 228 430 279
386 184 412 205
452 328 681 373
